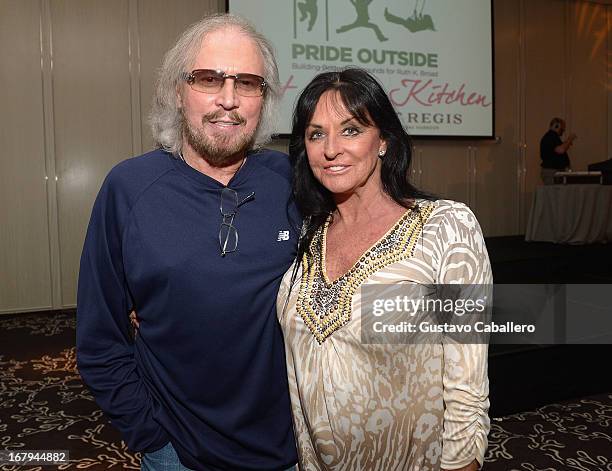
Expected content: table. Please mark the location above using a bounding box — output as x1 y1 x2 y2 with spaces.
525 184 612 244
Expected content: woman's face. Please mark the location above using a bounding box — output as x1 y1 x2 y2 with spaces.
304 91 386 199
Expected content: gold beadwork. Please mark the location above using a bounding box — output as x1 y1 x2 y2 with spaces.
296 204 434 344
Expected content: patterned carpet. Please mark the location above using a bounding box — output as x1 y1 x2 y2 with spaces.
0 311 138 470
486 399 612 470
0 311 610 470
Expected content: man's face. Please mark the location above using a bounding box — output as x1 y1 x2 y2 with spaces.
558 121 566 136
178 27 265 165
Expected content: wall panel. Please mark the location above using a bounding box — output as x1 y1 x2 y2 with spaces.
609 5 612 161
474 0 522 236
0 0 53 313
523 0 567 226
568 1 609 168
51 0 133 306
417 144 470 204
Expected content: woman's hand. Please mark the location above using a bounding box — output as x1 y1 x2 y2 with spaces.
442 460 479 471
129 310 140 336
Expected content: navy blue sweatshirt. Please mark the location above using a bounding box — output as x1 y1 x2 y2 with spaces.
76 149 299 470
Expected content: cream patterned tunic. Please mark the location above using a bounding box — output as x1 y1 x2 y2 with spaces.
277 200 491 471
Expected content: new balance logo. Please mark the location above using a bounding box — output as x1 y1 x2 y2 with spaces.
277 230 290 241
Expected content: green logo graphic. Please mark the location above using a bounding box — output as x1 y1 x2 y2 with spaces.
385 0 436 33
293 0 436 42
298 0 318 32
336 0 388 42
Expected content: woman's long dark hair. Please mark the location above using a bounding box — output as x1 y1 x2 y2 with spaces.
289 68 434 266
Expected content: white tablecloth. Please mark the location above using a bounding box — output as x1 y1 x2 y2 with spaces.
525 185 612 244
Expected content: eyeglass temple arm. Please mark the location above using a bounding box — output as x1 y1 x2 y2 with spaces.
237 191 255 207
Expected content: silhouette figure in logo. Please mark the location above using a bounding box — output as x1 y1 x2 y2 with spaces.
298 0 318 32
336 0 388 42
385 0 436 33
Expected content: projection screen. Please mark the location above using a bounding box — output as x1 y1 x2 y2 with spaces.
229 0 494 138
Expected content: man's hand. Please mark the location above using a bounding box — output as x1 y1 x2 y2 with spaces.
556 133 577 154
442 459 479 471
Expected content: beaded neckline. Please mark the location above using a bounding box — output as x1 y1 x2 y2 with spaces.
320 208 414 286
296 203 434 344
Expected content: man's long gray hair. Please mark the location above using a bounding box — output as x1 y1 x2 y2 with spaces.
149 13 280 154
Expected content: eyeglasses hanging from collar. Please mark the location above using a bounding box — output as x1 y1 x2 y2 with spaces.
219 188 255 256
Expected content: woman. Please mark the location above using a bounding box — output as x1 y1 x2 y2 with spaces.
277 68 491 471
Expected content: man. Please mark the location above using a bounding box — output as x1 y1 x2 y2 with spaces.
539 117 577 184
76 14 299 471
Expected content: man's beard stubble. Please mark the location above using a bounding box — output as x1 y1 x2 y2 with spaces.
181 109 257 167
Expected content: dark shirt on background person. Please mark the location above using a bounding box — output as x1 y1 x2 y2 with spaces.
540 129 570 170
539 117 576 184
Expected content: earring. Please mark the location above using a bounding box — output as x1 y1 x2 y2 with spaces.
378 149 386 157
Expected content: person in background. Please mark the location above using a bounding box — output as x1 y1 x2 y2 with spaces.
277 68 491 471
540 117 577 184
76 13 298 471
